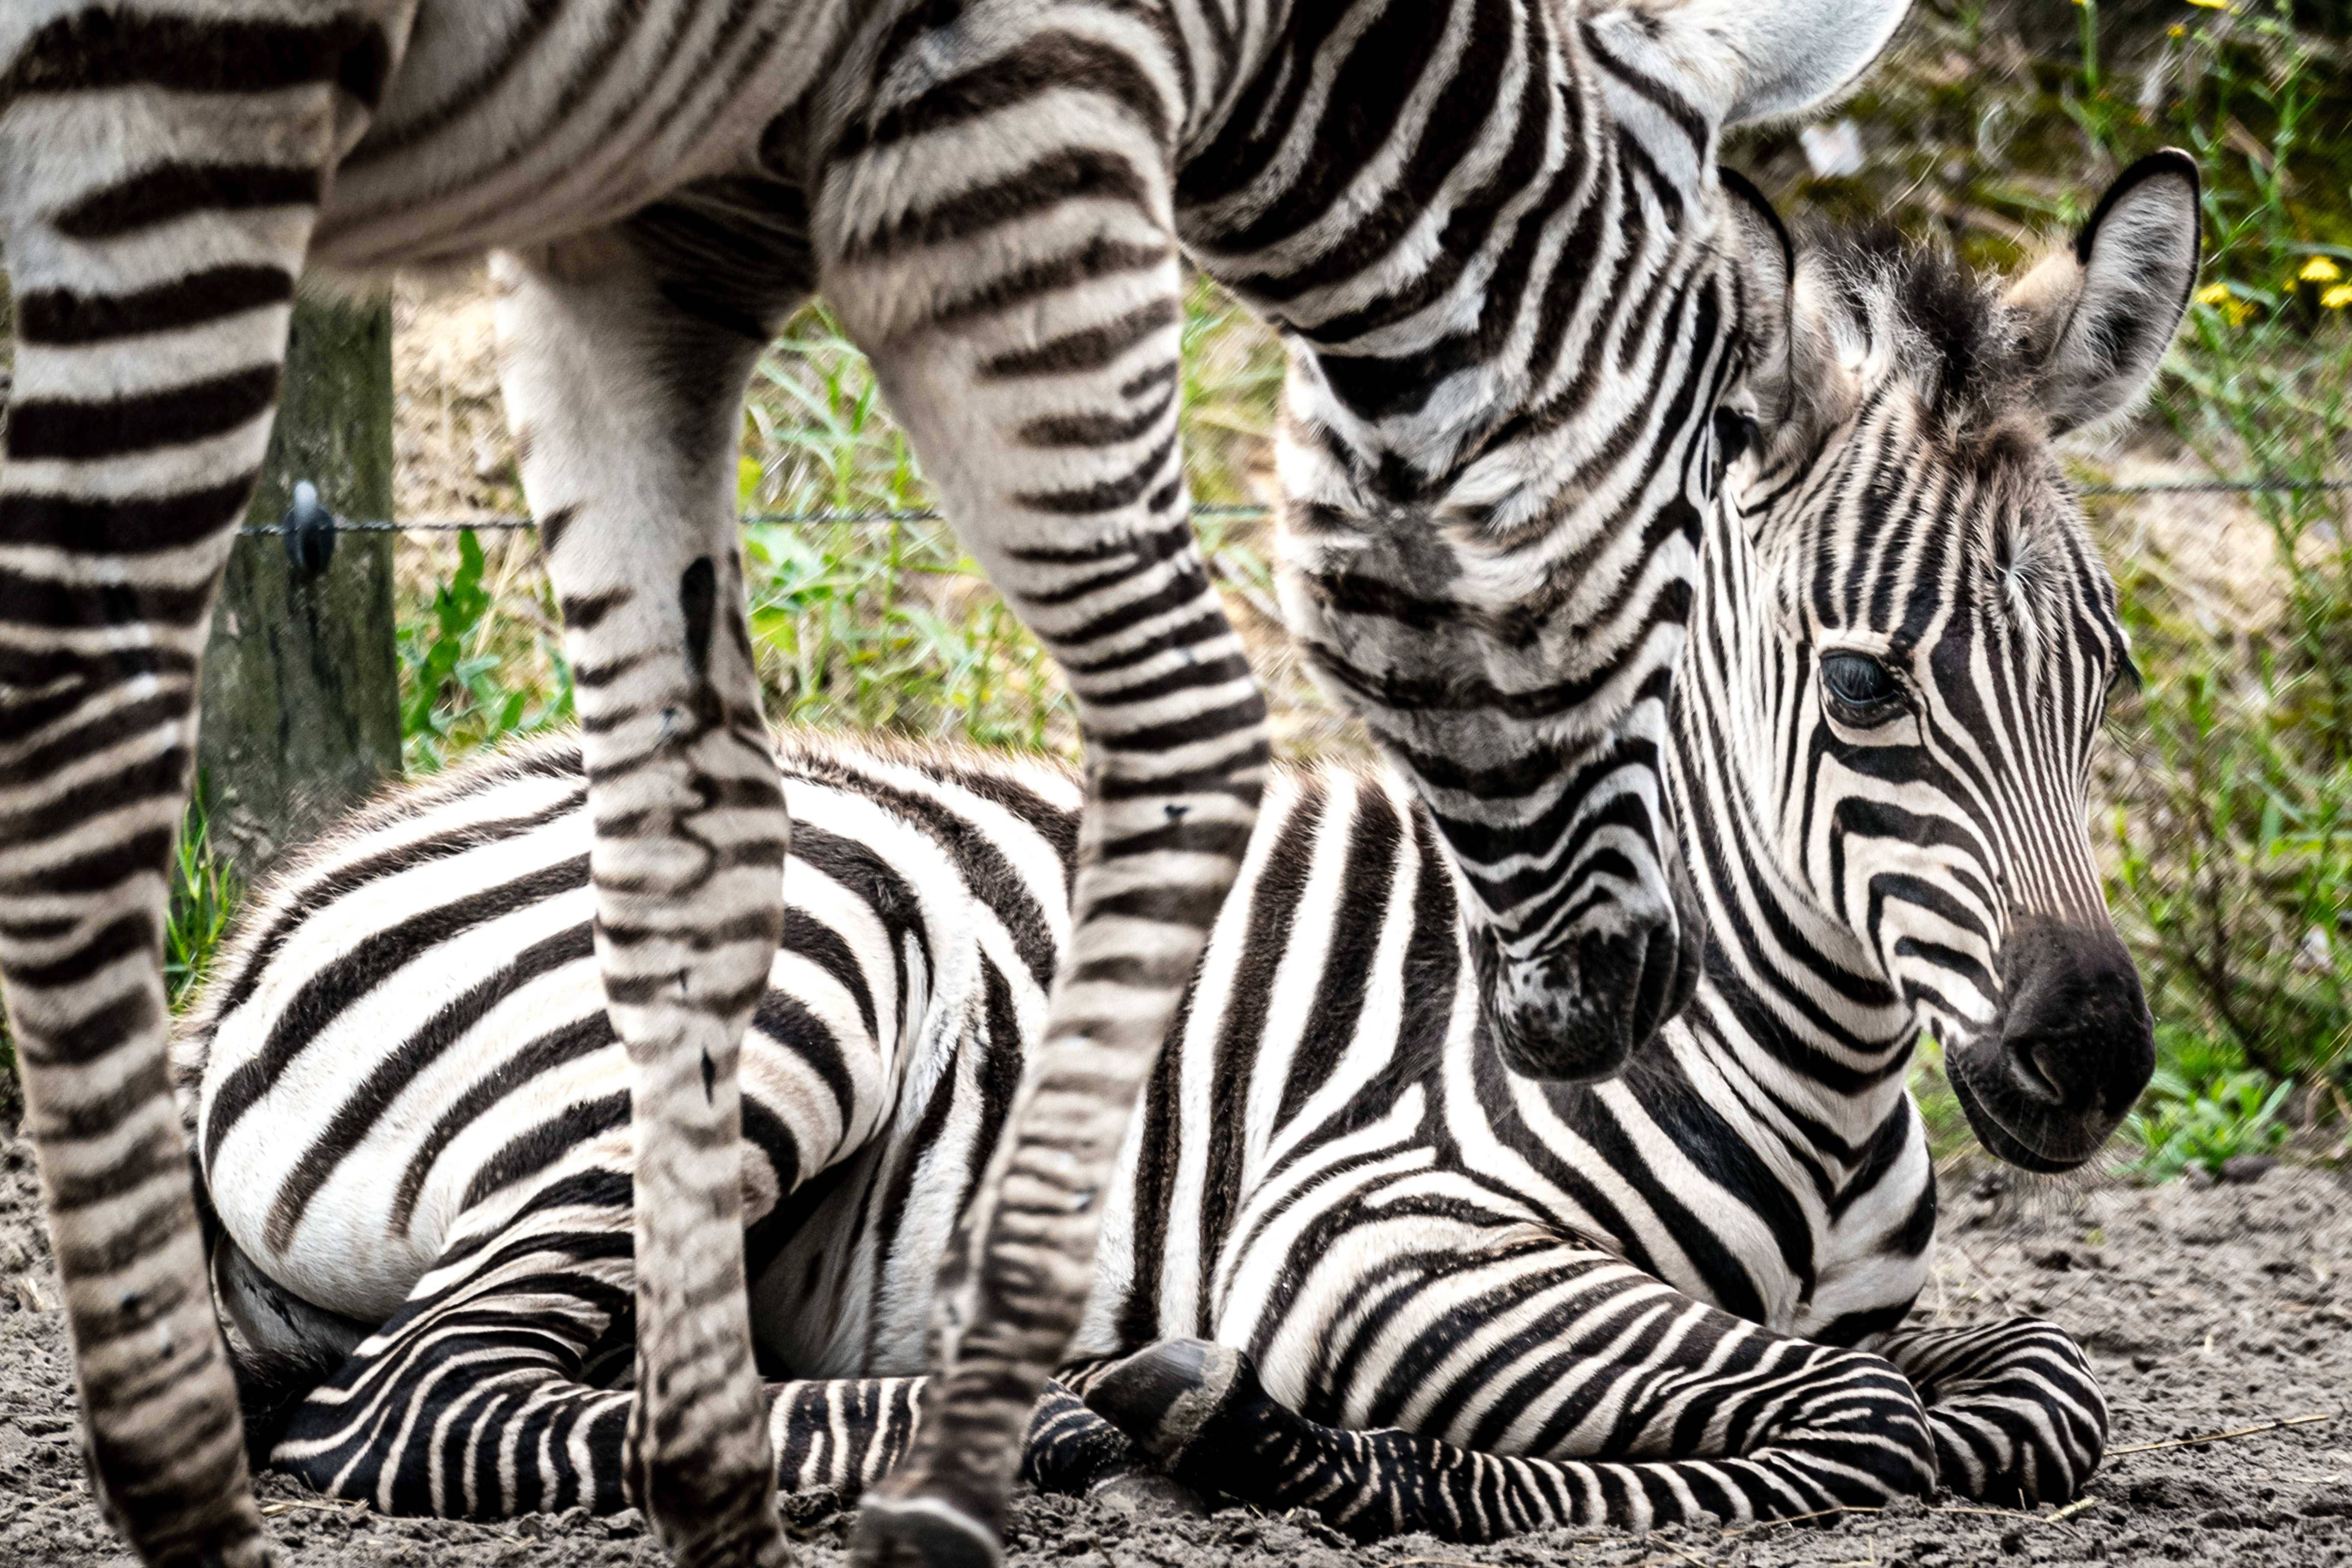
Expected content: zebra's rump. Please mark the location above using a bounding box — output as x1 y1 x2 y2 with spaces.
179 730 1084 1341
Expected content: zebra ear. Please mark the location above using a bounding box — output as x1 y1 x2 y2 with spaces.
1660 0 1917 126
2009 149 2202 437
1719 169 1795 425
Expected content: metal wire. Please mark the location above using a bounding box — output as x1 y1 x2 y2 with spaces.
233 482 2346 537
238 502 1279 535
2075 478 2352 496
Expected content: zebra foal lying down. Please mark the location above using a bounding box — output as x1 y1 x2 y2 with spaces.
182 153 2198 1541
0 4 1913 1559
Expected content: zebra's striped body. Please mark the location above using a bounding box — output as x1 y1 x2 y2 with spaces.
185 156 2199 1542
0 3 1917 1562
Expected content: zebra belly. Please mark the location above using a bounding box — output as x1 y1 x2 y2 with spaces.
193 753 937 1328
313 0 843 267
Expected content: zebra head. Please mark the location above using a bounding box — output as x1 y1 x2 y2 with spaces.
1699 152 2202 1171
1253 0 1917 1087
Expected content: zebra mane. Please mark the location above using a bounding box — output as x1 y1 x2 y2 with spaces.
1795 221 2047 455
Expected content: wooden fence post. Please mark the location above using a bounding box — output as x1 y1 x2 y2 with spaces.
198 295 403 880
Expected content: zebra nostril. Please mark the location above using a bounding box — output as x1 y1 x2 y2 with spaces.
2002 1037 2067 1107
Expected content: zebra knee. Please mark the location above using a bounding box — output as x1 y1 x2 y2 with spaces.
1793 1348 1940 1508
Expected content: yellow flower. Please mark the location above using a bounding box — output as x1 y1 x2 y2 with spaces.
2301 257 2343 283
2184 0 2229 10
2325 284 2352 310
2196 282 2252 326
2169 23 2187 36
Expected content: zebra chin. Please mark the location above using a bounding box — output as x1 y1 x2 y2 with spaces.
1942 916 2156 1174
1470 893 1706 1084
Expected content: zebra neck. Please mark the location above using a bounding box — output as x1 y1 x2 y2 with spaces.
1174 0 1608 478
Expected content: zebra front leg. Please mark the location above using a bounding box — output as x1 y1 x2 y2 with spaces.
0 21 399 1559
1088 1335 1935 1542
818 50 1268 1568
493 223 807 1568
1863 1320 2107 1506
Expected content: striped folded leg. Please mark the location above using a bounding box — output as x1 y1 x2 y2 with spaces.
248 1190 1170 1517
491 213 811 1568
1862 1320 2107 1506
0 31 390 1564
1084 1298 1941 1543
818 41 1268 1568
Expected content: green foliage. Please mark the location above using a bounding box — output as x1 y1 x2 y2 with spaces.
2098 2 2352 1125
167 782 241 1014
399 528 574 774
2124 1062 2296 1181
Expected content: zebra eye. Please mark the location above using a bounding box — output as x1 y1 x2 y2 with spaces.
1711 407 1758 487
1820 652 1905 723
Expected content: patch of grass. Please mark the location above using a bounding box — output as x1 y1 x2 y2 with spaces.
390 288 1293 768
2095 4 2352 1142
2124 1063 2296 1181
167 781 242 1015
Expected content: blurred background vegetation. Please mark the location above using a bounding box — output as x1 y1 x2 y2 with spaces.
1 0 2346 1182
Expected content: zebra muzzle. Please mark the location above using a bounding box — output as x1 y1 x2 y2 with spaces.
1472 900 1705 1084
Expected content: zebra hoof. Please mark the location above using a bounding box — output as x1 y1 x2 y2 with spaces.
848 1495 1002 1568
1082 1339 1249 1468
1089 1468 1209 1519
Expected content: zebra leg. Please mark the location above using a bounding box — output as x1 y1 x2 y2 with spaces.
491 211 811 1568
264 1210 1174 1518
1085 1320 1939 1543
776 1377 1192 1512
1862 1320 2107 1506
0 18 399 1559
818 45 1268 1568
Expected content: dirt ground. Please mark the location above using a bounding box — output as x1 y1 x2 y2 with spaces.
0 1141 2344 1568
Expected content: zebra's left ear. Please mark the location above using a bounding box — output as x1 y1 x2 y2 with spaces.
2008 149 2203 437
1719 168 1795 425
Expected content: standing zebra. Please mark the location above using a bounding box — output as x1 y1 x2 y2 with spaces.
0 3 1912 1563
181 151 2198 1541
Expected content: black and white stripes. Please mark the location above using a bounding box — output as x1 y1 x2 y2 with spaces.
0 4 1919 1562
183 154 2198 1545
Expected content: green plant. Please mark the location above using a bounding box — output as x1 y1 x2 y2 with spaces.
166 781 242 1014
2124 1064 2296 1181
2099 0 2352 1113
399 528 574 774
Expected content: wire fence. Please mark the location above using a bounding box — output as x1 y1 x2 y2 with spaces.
239 479 2351 539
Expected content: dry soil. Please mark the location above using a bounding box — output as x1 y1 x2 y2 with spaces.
0 1143 2344 1568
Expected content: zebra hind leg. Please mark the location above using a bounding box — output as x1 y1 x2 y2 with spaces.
1085 1336 1940 1544
492 202 813 1568
818 21 1268 1568
1864 1320 2108 1506
1022 1378 1206 1520
206 1228 368 1465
